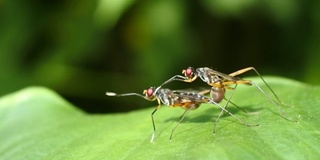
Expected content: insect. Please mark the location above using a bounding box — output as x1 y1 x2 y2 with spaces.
106 85 259 142
161 67 297 123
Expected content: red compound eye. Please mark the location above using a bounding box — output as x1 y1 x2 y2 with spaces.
185 67 194 78
146 87 154 97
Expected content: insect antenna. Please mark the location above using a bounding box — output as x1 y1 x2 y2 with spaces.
106 92 153 101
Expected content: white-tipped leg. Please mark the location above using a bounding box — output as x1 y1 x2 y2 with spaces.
150 132 155 142
150 107 158 142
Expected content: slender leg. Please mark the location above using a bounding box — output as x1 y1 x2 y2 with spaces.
213 84 237 133
222 80 252 85
218 77 296 121
198 89 250 113
251 82 297 122
223 98 248 113
169 106 194 140
229 67 292 107
209 93 260 133
198 89 211 95
179 110 188 119
229 67 254 77
160 75 189 87
198 89 246 113
150 108 158 142
150 99 163 142
208 82 240 90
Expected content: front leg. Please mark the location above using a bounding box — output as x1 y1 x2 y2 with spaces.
160 75 191 87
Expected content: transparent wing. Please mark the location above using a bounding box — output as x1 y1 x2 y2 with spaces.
206 69 241 82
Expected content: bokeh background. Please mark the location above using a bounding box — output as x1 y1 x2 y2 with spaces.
1 0 319 113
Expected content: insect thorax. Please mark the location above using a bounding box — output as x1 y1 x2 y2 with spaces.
196 68 222 84
155 89 177 106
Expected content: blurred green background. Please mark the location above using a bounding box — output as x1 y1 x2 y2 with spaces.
1 0 319 113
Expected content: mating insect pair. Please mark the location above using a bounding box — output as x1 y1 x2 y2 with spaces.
106 67 297 142
106 84 256 142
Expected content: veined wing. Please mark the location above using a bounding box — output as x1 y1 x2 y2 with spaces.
204 67 241 82
173 90 209 103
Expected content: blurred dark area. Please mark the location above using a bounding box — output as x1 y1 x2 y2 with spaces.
1 0 319 113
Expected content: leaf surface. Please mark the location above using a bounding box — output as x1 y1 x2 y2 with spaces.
0 77 319 160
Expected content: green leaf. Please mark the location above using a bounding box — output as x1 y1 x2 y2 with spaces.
1 77 320 159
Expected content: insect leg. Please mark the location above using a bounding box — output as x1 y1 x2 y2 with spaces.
213 84 237 133
210 96 260 132
223 98 248 113
170 106 194 140
251 82 297 122
160 75 189 86
198 89 211 95
178 110 188 119
150 99 162 142
230 67 292 107
229 67 254 77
